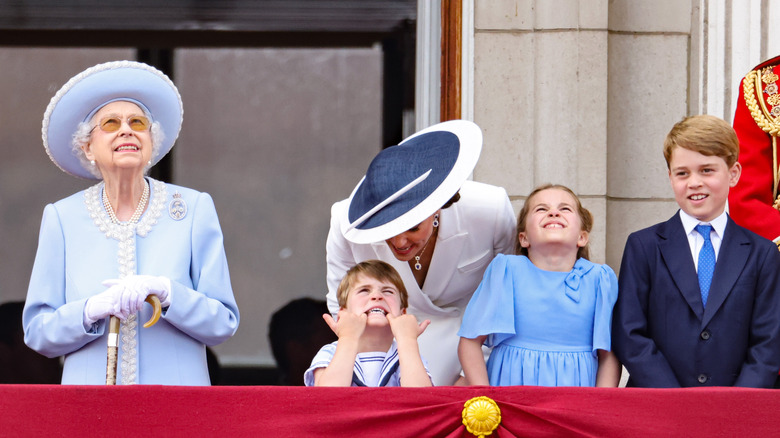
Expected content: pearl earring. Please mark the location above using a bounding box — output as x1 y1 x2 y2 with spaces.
90 160 95 166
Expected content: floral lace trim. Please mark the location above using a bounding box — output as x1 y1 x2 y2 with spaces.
84 177 168 384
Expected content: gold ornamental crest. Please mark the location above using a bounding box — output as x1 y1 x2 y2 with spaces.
743 64 780 137
462 396 501 437
743 62 780 202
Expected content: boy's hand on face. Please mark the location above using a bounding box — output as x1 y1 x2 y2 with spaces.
386 313 431 340
323 310 367 341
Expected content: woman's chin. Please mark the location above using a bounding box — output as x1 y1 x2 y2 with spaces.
100 161 147 176
389 249 415 262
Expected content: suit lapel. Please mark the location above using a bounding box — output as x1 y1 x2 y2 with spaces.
423 222 468 302
701 218 750 327
658 214 704 317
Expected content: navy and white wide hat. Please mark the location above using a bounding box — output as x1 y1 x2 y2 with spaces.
42 60 183 180
342 119 482 244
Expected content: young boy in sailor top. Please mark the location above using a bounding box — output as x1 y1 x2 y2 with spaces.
305 260 432 387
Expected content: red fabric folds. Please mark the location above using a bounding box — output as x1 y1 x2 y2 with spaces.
2 385 779 437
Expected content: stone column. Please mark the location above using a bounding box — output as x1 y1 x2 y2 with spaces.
605 0 690 268
471 0 610 263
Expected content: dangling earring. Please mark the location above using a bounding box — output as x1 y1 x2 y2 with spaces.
432 213 439 228
90 160 95 166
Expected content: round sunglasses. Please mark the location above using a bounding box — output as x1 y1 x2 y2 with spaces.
91 115 150 133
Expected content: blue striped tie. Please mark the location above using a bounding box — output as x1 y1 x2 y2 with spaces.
695 224 715 308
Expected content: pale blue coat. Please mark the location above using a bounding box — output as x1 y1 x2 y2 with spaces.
23 178 239 385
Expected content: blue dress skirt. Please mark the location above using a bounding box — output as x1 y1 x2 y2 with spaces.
458 255 618 386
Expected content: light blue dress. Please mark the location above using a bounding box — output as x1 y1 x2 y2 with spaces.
458 254 617 387
23 178 239 385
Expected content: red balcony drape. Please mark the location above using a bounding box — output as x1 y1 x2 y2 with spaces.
2 384 779 437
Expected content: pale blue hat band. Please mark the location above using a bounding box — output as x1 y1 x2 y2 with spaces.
83 97 152 123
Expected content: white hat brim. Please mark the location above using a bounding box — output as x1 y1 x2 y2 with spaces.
342 119 482 244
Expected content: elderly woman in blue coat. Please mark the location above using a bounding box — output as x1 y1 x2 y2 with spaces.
23 61 239 385
326 120 516 386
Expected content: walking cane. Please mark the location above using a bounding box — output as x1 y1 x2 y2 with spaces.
106 295 162 385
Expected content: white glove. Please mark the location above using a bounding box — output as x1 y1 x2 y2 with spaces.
83 283 137 326
103 275 172 308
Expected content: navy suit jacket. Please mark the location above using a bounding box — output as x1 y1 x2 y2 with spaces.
613 212 780 387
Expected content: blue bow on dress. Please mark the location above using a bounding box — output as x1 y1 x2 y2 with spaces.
564 258 595 303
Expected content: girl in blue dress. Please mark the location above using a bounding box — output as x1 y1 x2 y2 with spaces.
458 184 620 387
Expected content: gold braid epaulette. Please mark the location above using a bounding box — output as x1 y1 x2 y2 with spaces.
742 69 780 136
743 66 780 208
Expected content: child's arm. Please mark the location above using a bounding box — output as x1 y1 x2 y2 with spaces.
458 336 489 386
312 311 366 386
595 349 621 387
387 313 432 387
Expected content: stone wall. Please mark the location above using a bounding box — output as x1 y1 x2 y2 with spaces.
470 0 779 269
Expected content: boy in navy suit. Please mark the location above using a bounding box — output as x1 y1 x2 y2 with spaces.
613 115 780 387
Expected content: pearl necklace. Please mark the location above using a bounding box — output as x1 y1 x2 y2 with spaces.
102 180 150 224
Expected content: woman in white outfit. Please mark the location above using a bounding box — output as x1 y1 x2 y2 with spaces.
326 120 516 385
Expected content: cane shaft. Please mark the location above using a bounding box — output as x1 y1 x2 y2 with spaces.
106 316 120 385
103 296 161 385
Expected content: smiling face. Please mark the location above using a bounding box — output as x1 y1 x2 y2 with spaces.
82 101 153 177
518 188 589 253
668 146 741 222
384 211 439 262
343 273 404 326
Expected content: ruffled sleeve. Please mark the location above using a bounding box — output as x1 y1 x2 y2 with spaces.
457 254 517 347
591 263 618 353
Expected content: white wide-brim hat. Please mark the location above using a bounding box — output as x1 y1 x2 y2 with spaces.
42 60 183 180
342 119 482 244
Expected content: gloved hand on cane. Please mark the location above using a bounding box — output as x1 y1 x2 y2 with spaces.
93 276 168 385
102 275 172 308
83 283 139 326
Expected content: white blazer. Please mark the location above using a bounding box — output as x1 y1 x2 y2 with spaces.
326 180 516 385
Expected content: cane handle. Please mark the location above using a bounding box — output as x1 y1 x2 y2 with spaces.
143 295 162 328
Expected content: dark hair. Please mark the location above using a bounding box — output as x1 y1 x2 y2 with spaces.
0 302 24 346
268 298 330 373
441 192 461 209
515 184 593 260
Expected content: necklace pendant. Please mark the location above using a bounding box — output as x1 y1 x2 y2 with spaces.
414 257 422 271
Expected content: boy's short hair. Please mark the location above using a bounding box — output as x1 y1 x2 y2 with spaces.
663 115 740 168
336 260 409 309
